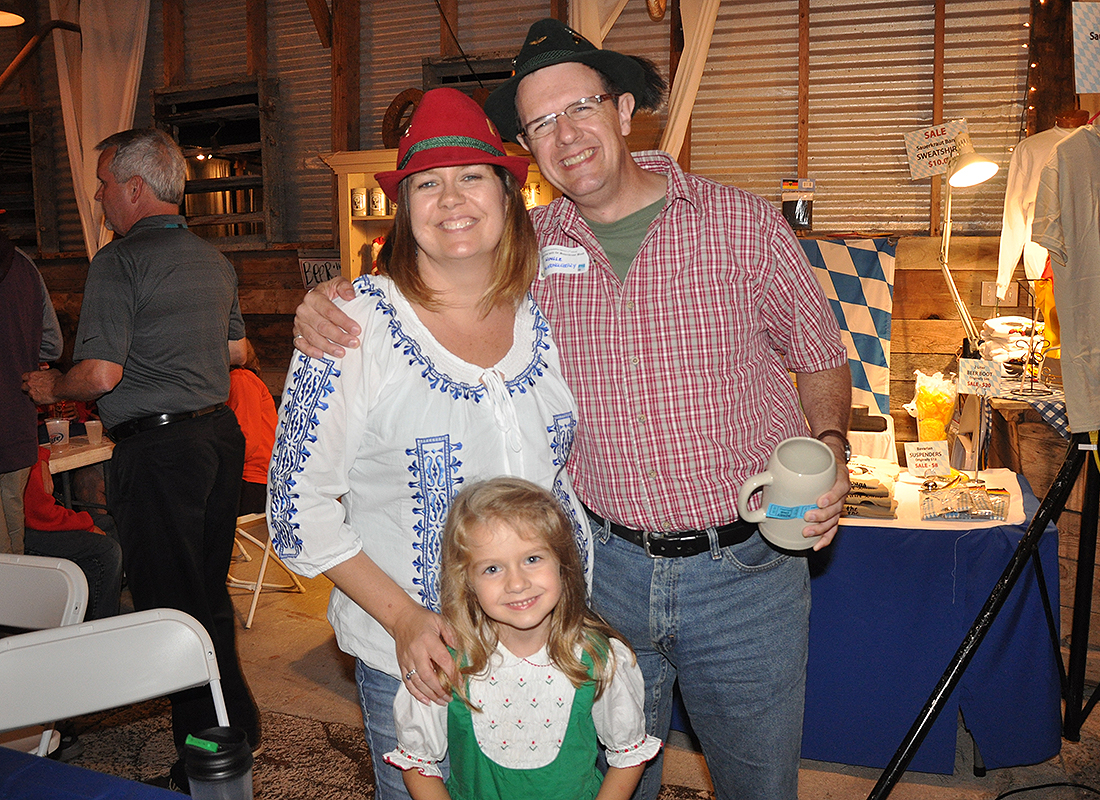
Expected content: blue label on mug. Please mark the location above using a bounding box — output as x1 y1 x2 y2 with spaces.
765 503 817 520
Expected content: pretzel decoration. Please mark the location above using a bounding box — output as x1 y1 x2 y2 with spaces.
646 0 667 21
381 88 424 149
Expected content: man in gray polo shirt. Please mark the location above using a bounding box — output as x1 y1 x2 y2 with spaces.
23 128 260 790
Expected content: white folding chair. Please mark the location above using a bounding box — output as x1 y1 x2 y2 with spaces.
0 553 89 756
0 608 229 736
0 553 88 631
227 513 304 629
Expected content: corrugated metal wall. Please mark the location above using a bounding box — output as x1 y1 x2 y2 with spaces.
0 0 1032 251
362 0 440 152
690 0 1028 234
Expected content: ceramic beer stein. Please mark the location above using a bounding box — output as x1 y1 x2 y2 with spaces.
736 437 838 550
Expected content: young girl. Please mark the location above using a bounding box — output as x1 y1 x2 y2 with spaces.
384 477 660 800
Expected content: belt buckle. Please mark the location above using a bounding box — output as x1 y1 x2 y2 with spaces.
642 531 666 559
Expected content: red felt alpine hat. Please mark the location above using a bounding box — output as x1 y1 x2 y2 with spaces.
374 88 532 201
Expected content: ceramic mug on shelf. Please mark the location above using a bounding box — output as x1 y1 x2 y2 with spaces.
350 187 368 217
736 436 838 551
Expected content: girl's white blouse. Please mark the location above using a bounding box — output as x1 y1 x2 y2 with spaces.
268 274 590 680
384 639 661 777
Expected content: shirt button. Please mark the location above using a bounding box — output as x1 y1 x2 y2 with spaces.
626 300 635 311
637 413 646 423
648 469 658 478
630 356 640 365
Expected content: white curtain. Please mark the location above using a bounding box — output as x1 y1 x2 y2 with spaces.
570 0 630 48
570 0 718 161
658 0 719 159
51 0 150 258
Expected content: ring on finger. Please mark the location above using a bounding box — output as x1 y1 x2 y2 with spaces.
404 668 417 681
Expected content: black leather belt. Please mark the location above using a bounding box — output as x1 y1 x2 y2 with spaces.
109 404 225 442
581 503 756 558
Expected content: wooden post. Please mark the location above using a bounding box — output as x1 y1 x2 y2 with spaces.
1028 0 1075 136
304 0 332 49
797 0 809 179
549 0 567 23
439 0 459 58
930 0 944 236
245 0 267 78
331 0 359 153
163 0 185 87
669 0 690 171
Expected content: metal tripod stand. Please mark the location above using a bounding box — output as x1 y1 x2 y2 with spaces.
867 430 1100 800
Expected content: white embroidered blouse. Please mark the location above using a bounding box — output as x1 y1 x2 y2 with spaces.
384 638 661 777
268 274 590 680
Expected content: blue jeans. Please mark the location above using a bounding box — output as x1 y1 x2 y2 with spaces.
356 660 450 800
24 520 122 620
589 516 809 800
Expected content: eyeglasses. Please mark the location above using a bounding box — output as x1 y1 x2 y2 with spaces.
520 94 618 141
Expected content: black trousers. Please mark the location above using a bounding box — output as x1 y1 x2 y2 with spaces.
108 407 259 752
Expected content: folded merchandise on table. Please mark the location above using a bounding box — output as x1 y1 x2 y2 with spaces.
844 455 901 519
978 315 1045 374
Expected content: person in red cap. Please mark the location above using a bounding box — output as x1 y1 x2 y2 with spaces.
292 19 852 800
267 87 594 800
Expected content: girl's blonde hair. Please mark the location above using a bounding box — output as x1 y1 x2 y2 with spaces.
439 477 625 708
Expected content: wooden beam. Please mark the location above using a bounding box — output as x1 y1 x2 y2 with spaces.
246 0 267 78
439 0 459 58
304 0 332 49
1028 0 1075 135
163 0 185 87
549 0 568 23
930 0 944 236
669 0 689 171
797 0 809 178
330 0 360 152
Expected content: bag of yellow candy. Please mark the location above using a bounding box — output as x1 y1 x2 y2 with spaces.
903 370 958 442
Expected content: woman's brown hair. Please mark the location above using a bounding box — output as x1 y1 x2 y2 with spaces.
376 166 538 315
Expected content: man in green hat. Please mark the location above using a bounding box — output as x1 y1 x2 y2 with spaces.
293 19 852 800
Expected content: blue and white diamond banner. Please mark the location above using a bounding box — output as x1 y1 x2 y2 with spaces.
801 238 897 415
1075 3 1100 93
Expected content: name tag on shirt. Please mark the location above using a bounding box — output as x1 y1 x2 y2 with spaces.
538 245 590 279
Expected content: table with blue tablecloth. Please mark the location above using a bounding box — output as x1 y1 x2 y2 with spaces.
800 469 1061 773
0 746 179 799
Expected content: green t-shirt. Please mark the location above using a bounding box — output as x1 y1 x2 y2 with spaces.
583 197 666 281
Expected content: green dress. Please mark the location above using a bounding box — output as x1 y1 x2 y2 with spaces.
444 651 602 800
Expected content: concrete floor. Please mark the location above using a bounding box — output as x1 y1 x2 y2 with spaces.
229 523 1100 800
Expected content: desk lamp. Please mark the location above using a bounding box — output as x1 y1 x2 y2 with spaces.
939 131 999 355
0 5 25 26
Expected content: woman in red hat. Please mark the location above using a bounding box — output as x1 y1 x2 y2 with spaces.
267 88 591 800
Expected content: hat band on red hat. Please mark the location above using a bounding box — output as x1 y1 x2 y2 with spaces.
397 135 506 170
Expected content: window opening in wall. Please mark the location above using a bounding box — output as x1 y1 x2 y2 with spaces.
154 79 282 247
0 111 36 249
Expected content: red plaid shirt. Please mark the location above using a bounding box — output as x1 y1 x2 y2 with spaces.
530 151 846 532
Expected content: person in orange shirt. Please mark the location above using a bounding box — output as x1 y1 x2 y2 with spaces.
226 341 276 515
23 446 122 620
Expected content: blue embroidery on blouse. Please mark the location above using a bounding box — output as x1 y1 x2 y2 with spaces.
268 354 339 559
408 435 464 611
356 274 552 401
547 412 587 571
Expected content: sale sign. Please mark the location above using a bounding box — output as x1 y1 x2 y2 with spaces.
903 119 968 181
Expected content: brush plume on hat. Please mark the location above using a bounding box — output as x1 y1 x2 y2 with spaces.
485 18 667 143
374 87 532 201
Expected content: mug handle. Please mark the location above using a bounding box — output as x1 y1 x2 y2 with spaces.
736 471 773 524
